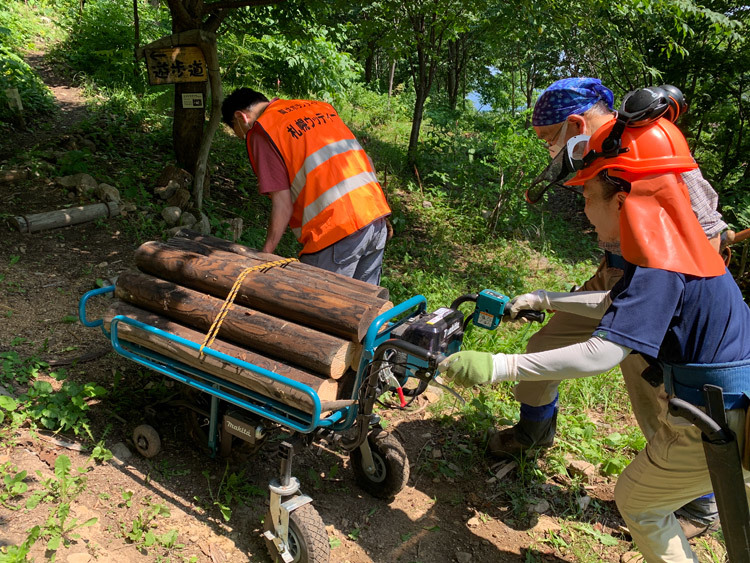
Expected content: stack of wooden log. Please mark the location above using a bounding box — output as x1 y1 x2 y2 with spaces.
105 230 393 414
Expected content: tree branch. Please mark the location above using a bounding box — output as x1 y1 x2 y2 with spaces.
204 9 229 33
202 0 284 13
167 0 193 29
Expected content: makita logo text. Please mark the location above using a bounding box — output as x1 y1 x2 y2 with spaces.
226 420 254 438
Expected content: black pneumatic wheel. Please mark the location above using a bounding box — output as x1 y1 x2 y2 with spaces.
132 424 161 458
263 503 330 563
350 429 409 500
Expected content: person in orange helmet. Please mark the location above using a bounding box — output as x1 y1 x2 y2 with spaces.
496 79 726 538
440 117 750 562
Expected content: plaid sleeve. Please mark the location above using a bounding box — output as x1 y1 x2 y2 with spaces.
681 168 727 239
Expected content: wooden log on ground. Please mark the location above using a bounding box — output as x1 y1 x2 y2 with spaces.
11 202 120 233
164 235 393 310
115 270 353 378
104 301 340 414
134 240 387 341
173 229 390 300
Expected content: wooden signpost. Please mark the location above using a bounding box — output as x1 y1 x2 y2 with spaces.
144 45 207 86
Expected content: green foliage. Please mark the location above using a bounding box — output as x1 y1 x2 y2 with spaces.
195 464 265 522
53 0 168 88
120 496 179 551
0 350 106 434
0 44 55 122
0 462 28 510
15 368 107 435
0 2 58 124
0 524 40 562
0 351 46 388
221 27 362 100
21 455 96 562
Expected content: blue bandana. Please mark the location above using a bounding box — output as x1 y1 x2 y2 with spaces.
532 78 614 126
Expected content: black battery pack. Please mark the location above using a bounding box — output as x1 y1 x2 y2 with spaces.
399 307 464 356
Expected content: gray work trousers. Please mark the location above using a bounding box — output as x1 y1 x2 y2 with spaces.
299 217 387 285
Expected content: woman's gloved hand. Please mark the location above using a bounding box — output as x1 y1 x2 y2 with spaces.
508 290 549 318
438 351 513 387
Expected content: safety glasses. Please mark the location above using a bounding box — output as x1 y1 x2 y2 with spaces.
542 120 570 155
525 134 590 204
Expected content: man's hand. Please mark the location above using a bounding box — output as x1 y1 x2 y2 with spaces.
508 290 548 318
438 351 494 387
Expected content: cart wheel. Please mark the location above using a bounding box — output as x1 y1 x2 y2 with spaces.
132 424 161 458
263 503 330 563
350 429 409 499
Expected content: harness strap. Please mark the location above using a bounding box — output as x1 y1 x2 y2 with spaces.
662 359 750 409
604 250 628 270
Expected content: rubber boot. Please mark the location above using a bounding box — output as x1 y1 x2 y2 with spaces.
487 399 558 459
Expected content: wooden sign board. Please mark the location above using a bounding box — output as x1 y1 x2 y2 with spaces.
145 45 207 85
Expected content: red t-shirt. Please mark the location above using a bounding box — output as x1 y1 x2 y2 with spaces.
248 99 291 195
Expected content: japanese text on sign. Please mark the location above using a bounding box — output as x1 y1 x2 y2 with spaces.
145 46 207 85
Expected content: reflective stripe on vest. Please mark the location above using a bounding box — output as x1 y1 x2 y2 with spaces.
250 99 390 254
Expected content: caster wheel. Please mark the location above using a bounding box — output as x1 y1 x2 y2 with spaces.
132 424 161 458
263 503 330 563
350 429 409 500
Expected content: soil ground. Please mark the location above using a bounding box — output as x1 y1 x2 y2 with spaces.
0 52 731 563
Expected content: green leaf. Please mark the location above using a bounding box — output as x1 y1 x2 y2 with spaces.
0 396 17 411
54 455 71 480
46 535 61 551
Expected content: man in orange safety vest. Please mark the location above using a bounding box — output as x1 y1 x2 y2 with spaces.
222 88 391 285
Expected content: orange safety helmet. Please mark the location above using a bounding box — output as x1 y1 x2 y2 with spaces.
565 117 697 186
566 116 724 278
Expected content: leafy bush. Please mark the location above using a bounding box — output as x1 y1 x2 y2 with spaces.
53 0 169 88
0 4 56 125
220 28 362 100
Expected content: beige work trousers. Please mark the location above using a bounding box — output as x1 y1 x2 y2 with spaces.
513 258 663 440
615 406 750 562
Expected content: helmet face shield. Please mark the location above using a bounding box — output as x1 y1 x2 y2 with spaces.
525 134 590 203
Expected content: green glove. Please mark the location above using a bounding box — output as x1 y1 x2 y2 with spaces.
438 351 494 387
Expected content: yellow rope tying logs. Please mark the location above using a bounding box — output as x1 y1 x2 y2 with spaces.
199 257 298 355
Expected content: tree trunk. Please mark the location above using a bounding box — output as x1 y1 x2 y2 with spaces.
105 301 342 413
388 60 396 105
170 5 204 177
133 240 388 341
115 270 355 378
447 40 458 110
173 82 207 174
364 39 377 84
408 89 427 168
172 230 390 300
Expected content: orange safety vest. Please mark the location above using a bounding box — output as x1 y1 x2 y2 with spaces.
246 99 390 255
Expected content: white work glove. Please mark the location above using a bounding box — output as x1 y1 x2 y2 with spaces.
508 290 550 319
